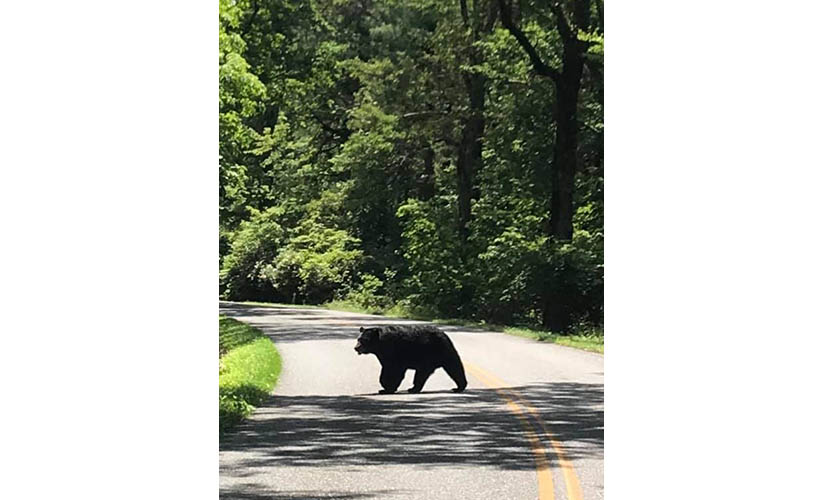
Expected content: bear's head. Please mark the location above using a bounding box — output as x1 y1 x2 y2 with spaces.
354 326 381 355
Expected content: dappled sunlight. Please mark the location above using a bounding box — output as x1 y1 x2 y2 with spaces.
220 383 602 471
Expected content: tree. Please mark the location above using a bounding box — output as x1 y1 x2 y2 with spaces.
218 0 604 335
496 0 602 331
455 0 495 245
497 0 600 241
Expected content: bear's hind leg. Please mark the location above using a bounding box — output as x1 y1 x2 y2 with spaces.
408 367 434 393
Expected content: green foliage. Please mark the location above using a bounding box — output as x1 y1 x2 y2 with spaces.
397 198 464 315
343 273 392 312
219 314 265 355
220 206 285 300
219 0 268 230
503 326 603 354
475 226 545 324
261 219 363 304
220 203 363 304
538 231 605 328
218 0 604 335
219 316 281 433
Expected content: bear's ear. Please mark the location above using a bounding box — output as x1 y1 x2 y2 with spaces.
360 326 364 332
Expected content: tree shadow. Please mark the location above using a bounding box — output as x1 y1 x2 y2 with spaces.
218 302 496 344
219 302 427 343
219 302 603 499
222 489 396 499
220 382 603 473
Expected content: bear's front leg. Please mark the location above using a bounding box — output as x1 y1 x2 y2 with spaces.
408 367 434 393
379 365 405 394
443 358 467 392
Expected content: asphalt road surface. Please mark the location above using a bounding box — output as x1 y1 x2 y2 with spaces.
219 302 604 500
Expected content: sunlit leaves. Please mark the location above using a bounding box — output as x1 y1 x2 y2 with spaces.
218 0 604 331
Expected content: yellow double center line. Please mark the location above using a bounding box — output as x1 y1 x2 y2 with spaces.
464 362 584 500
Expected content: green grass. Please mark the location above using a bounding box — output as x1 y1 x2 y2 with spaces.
237 300 325 310
501 326 604 353
322 299 603 353
219 316 282 434
323 299 380 314
416 317 603 353
226 299 603 354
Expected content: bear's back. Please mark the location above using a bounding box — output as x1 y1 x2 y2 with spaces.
377 325 456 367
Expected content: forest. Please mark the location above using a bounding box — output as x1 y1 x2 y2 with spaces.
219 0 603 334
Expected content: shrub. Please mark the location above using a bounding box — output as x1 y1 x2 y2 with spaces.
219 317 281 433
396 198 465 316
536 231 604 331
220 206 285 300
344 273 392 312
261 220 363 304
474 227 544 324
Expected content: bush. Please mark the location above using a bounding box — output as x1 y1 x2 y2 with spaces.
396 198 465 316
474 227 544 325
220 206 285 301
261 220 363 304
470 224 602 331
219 317 281 433
344 273 392 312
536 231 604 331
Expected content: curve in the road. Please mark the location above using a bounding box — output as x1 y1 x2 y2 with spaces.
467 362 584 500
219 302 603 500
467 364 555 500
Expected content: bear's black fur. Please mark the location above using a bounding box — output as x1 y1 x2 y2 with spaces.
354 325 468 394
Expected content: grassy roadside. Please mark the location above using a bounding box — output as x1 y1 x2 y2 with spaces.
226 299 603 354
500 326 604 353
219 316 282 434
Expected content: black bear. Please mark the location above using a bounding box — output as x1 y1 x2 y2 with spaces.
354 325 468 394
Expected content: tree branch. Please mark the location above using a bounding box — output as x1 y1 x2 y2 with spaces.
460 0 470 30
241 0 260 36
485 0 498 32
401 110 451 120
497 0 560 81
311 111 349 139
594 0 604 33
548 1 574 40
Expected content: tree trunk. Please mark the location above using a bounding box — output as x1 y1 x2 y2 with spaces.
418 146 435 201
542 46 584 332
549 65 583 241
456 72 486 245
538 1 590 331
454 1 495 317
455 0 493 246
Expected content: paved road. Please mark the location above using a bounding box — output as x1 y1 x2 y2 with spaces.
219 302 603 500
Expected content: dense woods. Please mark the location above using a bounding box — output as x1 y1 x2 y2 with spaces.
219 0 603 333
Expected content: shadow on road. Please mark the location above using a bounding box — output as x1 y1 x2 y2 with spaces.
219 302 527 343
220 383 603 473
219 302 603 499
222 489 395 500
219 302 429 343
